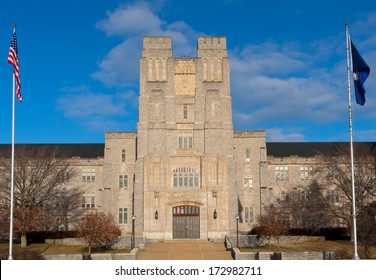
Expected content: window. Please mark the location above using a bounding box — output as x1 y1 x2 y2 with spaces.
122 149 126 162
244 207 254 222
183 105 188 120
173 205 200 216
58 171 70 183
178 132 193 149
119 208 128 224
326 190 340 204
243 174 253 188
279 191 286 202
275 166 288 180
300 166 313 180
82 168 95 182
119 175 128 189
81 193 95 209
245 147 250 162
173 167 199 188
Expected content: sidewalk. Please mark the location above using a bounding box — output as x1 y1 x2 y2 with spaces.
137 240 233 260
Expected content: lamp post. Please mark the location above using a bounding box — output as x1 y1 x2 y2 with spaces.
131 215 136 249
235 213 239 248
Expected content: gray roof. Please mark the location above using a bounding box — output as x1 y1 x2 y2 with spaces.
266 142 376 157
0 142 375 159
0 144 104 158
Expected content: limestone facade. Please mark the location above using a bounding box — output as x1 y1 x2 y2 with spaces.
99 36 267 240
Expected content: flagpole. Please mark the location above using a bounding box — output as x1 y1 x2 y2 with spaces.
345 22 359 260
8 22 17 261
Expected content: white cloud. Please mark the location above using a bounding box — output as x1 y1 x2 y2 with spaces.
92 1 199 86
57 93 124 118
352 12 376 39
230 41 311 77
230 36 349 130
266 128 306 142
96 1 163 37
56 86 138 132
91 37 141 86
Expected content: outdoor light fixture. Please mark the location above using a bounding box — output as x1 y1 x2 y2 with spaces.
235 213 240 248
155 210 159 220
213 209 217 219
131 214 136 249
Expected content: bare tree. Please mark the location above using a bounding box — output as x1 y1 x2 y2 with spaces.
0 145 79 246
255 208 289 250
357 201 376 259
278 181 332 232
277 143 376 240
314 143 376 240
75 211 121 256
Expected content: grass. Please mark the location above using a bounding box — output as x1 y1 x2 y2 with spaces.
239 240 376 259
2 240 375 260
0 242 131 260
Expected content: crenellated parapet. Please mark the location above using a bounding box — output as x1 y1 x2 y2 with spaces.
197 36 227 55
142 36 172 56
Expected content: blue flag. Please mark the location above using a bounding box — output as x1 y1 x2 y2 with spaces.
351 41 370 106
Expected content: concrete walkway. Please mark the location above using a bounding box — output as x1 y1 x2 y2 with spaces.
137 240 233 260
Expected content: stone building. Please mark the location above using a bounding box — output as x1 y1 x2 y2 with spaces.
1 36 375 243
101 36 267 241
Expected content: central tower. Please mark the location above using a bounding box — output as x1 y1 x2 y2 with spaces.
136 36 235 240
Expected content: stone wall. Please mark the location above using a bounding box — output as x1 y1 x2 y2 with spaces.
43 254 83 260
45 236 146 250
226 234 339 260
43 248 139 260
45 238 87 246
111 236 147 249
226 234 324 248
233 248 340 260
233 131 267 233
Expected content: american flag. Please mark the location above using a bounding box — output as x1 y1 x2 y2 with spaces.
8 31 22 102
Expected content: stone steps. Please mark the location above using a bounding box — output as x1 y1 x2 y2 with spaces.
137 240 233 260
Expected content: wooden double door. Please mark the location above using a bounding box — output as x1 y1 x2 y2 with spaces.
172 205 200 239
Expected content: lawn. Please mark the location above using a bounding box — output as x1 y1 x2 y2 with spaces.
0 242 131 260
2 240 375 260
239 240 376 259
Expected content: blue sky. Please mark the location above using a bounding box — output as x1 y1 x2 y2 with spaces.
0 0 375 143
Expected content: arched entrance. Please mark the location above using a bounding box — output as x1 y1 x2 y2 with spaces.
172 205 200 239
